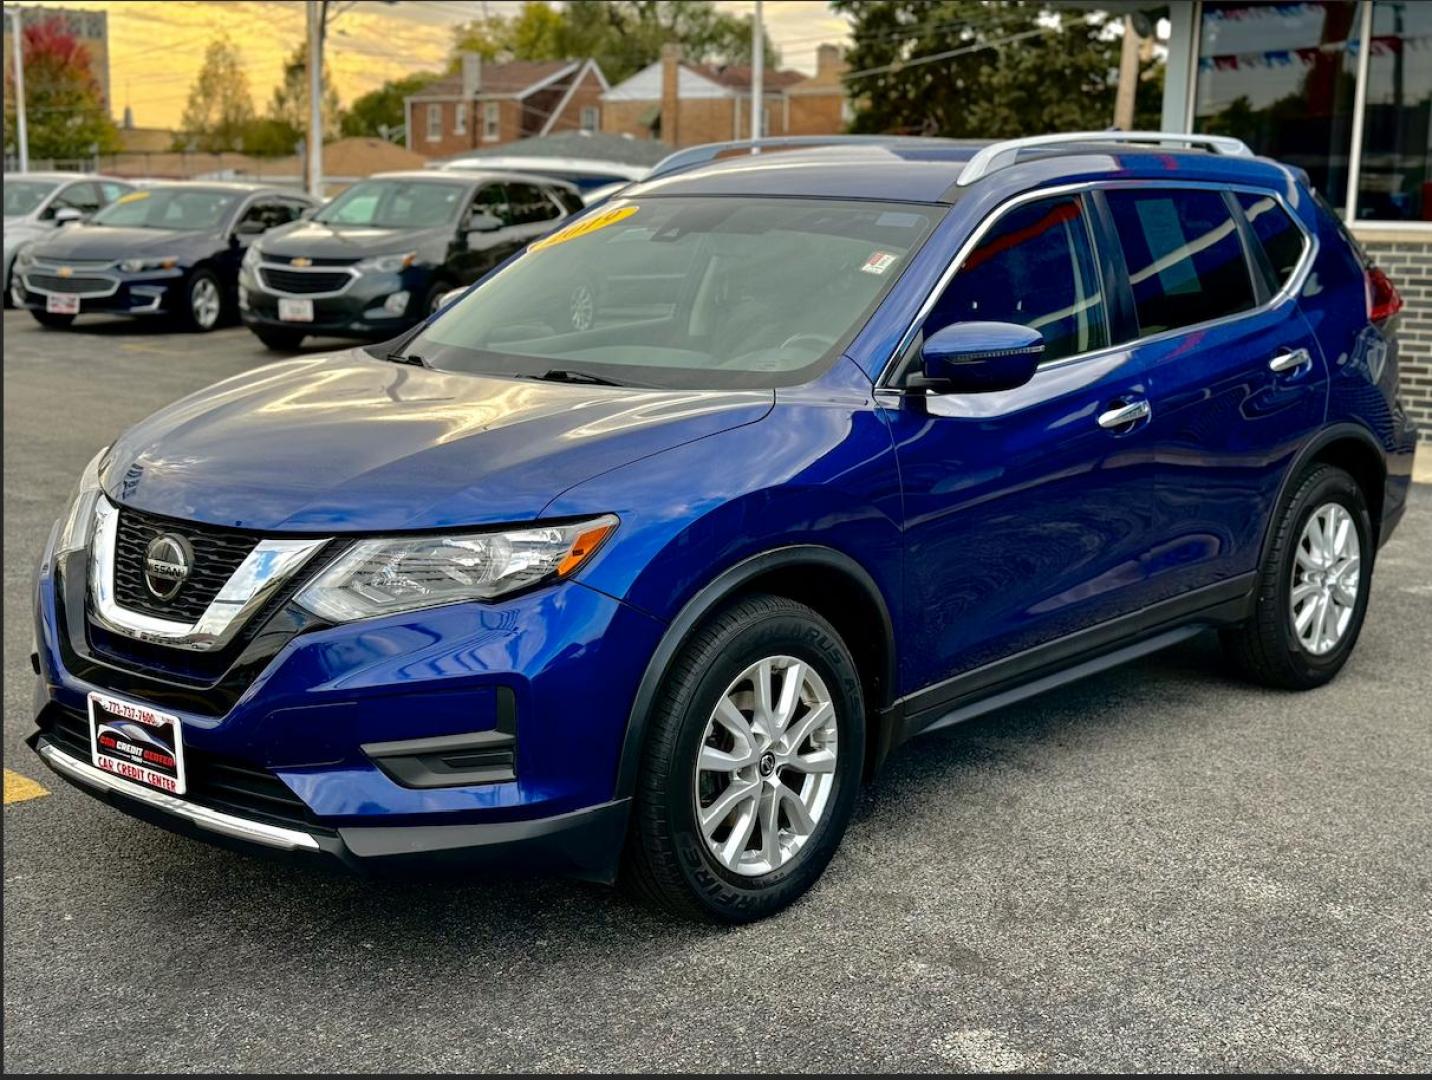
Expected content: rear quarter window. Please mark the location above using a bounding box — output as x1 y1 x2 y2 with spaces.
1106 189 1256 336
1235 192 1308 292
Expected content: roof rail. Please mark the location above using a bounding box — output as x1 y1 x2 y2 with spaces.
645 135 959 183
956 131 1254 187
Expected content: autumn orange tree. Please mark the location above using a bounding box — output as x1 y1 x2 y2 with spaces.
4 14 119 161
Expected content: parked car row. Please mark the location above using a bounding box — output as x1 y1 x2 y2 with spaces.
7 169 584 350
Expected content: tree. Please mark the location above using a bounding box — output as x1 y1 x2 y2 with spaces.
341 72 441 140
831 0 1163 138
450 0 779 84
4 14 119 160
176 36 255 152
264 43 343 154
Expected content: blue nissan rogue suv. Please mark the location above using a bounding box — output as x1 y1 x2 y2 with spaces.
29 133 1419 922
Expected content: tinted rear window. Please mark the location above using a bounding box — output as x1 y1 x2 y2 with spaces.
1235 192 1307 292
1106 189 1256 335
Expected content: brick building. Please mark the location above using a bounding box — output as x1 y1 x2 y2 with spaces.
404 56 608 158
602 43 850 148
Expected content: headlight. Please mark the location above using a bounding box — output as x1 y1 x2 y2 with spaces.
355 251 416 274
55 446 109 558
242 245 262 270
119 255 178 272
16 247 35 267
295 515 618 623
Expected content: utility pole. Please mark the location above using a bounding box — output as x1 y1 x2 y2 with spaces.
750 0 764 143
8 6 28 171
1113 15 1142 131
307 0 323 198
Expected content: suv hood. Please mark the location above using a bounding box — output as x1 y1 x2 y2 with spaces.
103 351 773 532
259 220 448 260
28 225 211 261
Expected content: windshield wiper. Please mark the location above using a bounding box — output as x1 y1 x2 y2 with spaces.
385 352 427 367
522 368 625 387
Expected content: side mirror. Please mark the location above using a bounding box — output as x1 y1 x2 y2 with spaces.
465 211 503 235
53 207 84 226
911 321 1043 393
435 288 465 310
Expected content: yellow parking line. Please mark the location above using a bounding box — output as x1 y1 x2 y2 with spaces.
3 769 49 805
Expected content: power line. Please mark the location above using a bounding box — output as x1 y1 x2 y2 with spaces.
845 25 1061 81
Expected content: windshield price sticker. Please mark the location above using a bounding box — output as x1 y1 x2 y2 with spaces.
530 205 639 253
861 250 900 275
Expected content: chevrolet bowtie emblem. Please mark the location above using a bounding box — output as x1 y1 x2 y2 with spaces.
57 266 73 278
291 257 312 268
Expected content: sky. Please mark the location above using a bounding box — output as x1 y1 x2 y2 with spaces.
16 0 853 130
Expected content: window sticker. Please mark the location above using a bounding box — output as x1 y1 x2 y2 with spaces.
529 205 639 253
1133 197 1199 296
861 250 899 275
114 191 150 204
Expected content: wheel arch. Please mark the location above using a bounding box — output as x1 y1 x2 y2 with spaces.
614 545 899 799
1263 423 1388 564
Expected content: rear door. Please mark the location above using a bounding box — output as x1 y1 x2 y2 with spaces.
1101 185 1327 598
885 192 1164 704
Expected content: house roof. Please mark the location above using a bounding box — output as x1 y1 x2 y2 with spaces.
436 131 672 168
688 64 807 92
414 60 579 99
603 59 812 103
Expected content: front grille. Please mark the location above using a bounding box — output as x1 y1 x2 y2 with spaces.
113 508 259 623
25 273 116 295
264 254 358 267
259 266 352 294
41 703 328 833
33 258 113 270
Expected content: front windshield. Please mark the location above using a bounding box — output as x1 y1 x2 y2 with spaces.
5 180 59 217
91 188 238 230
315 179 468 228
410 196 940 389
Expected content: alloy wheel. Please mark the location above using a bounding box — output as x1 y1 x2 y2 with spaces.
191 277 221 329
693 656 838 876
1290 501 1361 655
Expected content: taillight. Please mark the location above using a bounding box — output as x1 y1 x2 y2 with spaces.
1367 265 1403 322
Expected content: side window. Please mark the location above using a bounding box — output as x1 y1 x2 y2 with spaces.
236 199 285 234
470 183 511 227
507 182 559 225
1235 192 1308 293
923 194 1108 364
53 182 101 213
551 186 584 214
99 182 130 205
1105 189 1256 336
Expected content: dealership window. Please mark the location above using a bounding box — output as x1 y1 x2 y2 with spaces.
484 101 500 142
1354 0 1432 221
426 103 442 141
580 105 599 132
1193 0 1361 210
454 102 467 136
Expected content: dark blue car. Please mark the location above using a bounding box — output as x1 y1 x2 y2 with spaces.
29 133 1419 922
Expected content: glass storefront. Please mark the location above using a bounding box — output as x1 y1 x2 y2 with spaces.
1192 0 1432 223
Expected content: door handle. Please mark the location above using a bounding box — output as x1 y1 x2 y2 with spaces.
1269 348 1311 373
1097 399 1151 430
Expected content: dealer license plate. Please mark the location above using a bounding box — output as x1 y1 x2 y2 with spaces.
46 293 80 314
278 298 313 322
88 691 187 795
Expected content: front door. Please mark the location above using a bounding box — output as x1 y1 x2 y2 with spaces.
885 192 1163 705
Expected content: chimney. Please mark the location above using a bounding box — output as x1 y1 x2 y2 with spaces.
461 52 483 99
815 44 845 82
660 43 682 146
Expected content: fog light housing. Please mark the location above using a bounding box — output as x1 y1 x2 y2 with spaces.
383 290 410 315
238 287 250 311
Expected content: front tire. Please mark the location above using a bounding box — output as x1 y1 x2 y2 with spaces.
1222 463 1373 690
29 309 75 329
623 593 865 922
251 326 306 352
180 269 224 332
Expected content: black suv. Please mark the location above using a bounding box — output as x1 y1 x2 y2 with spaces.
239 170 582 350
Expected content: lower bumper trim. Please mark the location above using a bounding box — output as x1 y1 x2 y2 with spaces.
35 742 322 852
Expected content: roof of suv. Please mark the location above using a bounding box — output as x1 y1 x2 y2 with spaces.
628 139 1297 205
373 168 580 192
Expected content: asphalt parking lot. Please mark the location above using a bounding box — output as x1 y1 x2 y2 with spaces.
3 309 1430 1073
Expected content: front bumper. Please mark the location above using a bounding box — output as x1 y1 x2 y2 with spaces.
30 518 663 881
239 266 424 340
12 266 184 317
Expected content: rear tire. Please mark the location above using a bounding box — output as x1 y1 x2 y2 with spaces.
1222 464 1373 690
29 309 75 329
622 593 865 923
251 326 306 352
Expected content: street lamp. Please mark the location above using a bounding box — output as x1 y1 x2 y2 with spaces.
5 6 29 172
